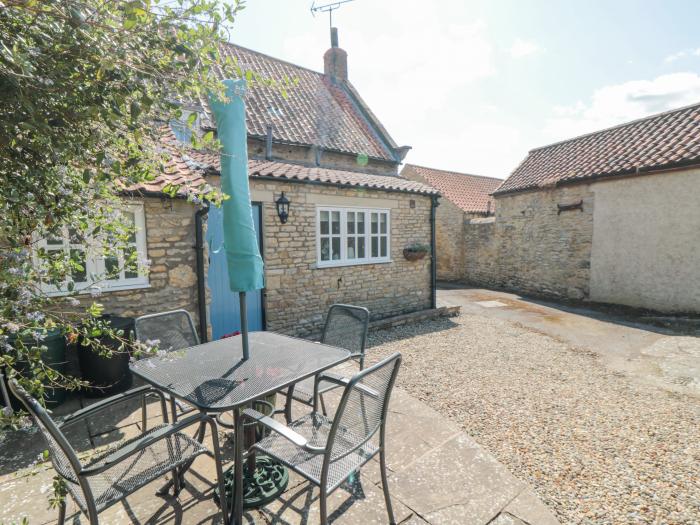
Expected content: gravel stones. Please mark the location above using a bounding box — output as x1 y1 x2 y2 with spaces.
367 314 700 524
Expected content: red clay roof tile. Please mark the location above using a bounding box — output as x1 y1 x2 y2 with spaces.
496 102 700 195
403 165 502 213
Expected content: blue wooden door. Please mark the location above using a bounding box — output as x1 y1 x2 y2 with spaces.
207 204 264 340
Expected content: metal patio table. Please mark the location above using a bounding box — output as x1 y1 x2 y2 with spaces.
130 331 351 525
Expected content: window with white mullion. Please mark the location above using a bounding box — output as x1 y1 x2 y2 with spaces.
370 211 389 259
319 209 342 262
35 204 149 295
317 206 390 267
345 210 367 261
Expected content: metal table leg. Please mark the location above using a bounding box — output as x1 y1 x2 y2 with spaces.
231 407 244 524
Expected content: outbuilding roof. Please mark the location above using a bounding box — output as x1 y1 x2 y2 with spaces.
403 164 501 214
495 102 700 195
125 128 436 197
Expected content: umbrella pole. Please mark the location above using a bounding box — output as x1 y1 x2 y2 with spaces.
239 291 250 360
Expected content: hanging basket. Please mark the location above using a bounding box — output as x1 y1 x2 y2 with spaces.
403 248 428 261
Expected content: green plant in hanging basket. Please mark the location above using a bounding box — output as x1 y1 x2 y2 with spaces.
403 243 430 261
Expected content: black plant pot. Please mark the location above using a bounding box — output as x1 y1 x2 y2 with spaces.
2 329 67 409
77 315 134 398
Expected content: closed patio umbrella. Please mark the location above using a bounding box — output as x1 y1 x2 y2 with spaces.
209 79 264 359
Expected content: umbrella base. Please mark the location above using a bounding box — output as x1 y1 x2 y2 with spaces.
215 455 289 509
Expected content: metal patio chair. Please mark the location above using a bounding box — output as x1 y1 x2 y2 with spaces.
134 310 200 422
284 304 370 422
245 352 402 525
8 379 227 525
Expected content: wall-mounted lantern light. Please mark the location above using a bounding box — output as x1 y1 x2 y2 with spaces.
275 192 290 224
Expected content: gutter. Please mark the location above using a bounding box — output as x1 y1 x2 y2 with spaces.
194 201 210 343
430 195 440 309
493 159 700 198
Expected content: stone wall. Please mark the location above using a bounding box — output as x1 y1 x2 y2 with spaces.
463 184 594 300
249 179 433 336
401 165 465 281
89 197 201 326
93 181 432 339
434 198 466 281
247 138 398 176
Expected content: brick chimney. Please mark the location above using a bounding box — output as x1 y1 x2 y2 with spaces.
323 27 348 83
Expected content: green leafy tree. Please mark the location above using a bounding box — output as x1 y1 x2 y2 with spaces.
0 0 246 427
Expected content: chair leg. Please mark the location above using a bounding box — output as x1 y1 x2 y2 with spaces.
284 387 294 424
170 396 178 423
380 448 396 525
319 489 328 525
141 395 148 431
319 393 328 416
57 499 66 525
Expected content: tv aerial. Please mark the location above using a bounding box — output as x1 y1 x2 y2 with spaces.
311 0 356 28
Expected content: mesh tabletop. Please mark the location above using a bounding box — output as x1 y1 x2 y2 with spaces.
130 332 350 411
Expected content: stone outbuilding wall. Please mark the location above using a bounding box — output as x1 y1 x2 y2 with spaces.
462 184 595 300
94 179 433 339
461 169 700 313
87 196 202 326
250 179 433 336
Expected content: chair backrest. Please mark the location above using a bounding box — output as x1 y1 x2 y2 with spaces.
326 352 401 462
8 379 82 484
134 309 199 353
320 304 370 366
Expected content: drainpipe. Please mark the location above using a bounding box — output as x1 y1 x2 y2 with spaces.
430 195 440 309
195 201 210 342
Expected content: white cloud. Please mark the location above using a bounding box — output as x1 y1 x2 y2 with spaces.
664 47 700 63
280 0 500 171
544 72 700 142
509 38 540 58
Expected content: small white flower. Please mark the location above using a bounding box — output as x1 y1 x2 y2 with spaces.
66 297 80 307
3 321 20 333
2 406 12 417
89 286 102 298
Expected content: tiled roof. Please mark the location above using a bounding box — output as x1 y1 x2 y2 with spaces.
403 164 501 213
126 129 436 197
247 160 437 195
204 43 401 162
122 128 208 197
496 102 700 195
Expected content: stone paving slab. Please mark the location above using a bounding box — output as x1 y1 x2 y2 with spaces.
0 386 558 524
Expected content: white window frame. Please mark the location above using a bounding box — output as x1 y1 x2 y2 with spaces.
316 206 391 268
36 204 150 296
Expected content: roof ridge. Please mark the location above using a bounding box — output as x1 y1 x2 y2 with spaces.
407 164 502 181
221 40 325 77
530 100 700 153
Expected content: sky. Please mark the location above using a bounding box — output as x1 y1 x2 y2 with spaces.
230 0 700 179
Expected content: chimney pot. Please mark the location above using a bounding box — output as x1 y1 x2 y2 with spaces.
324 27 348 83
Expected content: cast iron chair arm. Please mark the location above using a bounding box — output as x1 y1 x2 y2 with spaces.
316 372 379 399
79 412 213 476
242 408 326 454
60 385 165 428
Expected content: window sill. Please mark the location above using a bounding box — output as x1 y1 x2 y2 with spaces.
44 282 151 297
314 259 393 269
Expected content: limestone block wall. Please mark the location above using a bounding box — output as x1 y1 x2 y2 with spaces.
250 179 432 336
89 197 201 326
463 184 594 300
247 138 399 176
434 199 466 281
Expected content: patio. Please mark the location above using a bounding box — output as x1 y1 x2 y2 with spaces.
0 361 557 524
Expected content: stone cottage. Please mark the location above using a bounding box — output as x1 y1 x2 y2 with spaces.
401 164 501 281
45 30 439 339
463 102 700 313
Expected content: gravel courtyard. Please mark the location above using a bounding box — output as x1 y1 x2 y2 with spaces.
366 313 700 524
